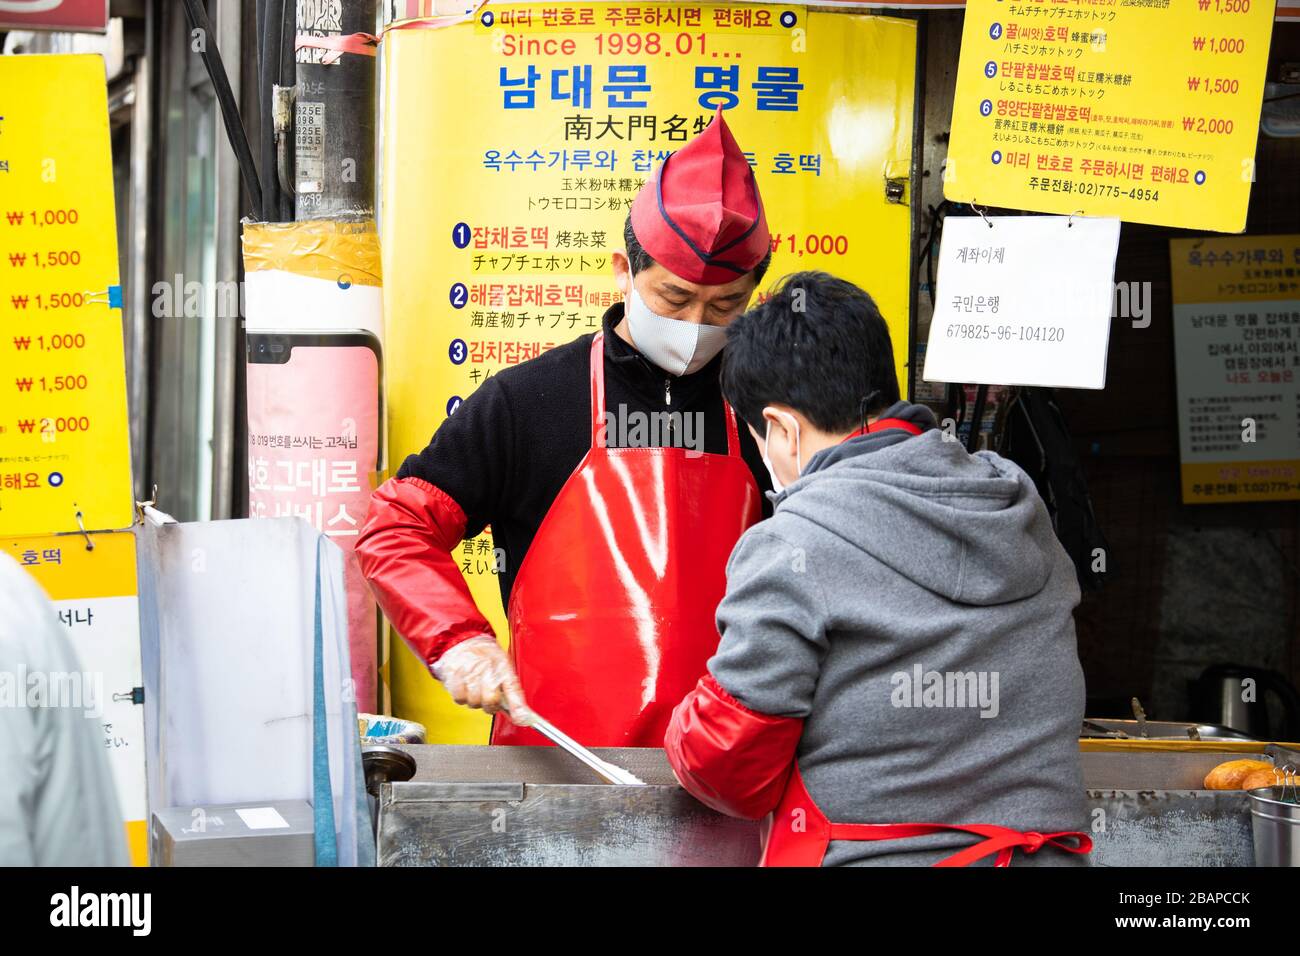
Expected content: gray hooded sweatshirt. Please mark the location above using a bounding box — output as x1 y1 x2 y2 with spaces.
708 401 1088 866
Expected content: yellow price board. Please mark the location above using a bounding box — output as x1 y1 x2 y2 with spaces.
1170 235 1300 504
0 54 133 536
946 0 1277 232
5 531 148 865
381 2 917 740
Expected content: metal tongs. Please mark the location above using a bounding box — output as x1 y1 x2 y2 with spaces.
514 709 645 786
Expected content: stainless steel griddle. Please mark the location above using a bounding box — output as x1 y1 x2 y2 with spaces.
374 745 761 867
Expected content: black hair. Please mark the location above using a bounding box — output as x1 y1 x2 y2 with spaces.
721 271 901 434
624 213 772 284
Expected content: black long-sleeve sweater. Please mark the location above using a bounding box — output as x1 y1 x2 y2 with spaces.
396 303 773 608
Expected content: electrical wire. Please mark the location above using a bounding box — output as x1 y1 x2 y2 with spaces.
181 0 264 214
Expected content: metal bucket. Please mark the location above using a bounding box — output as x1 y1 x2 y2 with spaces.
1249 786 1300 866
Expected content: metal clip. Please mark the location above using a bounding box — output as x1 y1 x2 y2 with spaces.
1068 209 1084 228
970 200 993 229
79 285 123 308
134 483 159 524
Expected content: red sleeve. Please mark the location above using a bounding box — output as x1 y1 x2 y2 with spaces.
664 672 804 820
356 476 495 667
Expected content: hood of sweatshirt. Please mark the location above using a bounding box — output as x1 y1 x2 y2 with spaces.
777 403 1054 606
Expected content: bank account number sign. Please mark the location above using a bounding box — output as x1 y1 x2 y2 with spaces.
0 55 133 536
946 0 1277 232
923 215 1121 390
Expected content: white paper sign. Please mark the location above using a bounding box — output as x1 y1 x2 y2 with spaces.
922 215 1121 389
236 806 291 831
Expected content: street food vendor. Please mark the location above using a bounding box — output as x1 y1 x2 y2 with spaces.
356 108 772 747
665 272 1091 866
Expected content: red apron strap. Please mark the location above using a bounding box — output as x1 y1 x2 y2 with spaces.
829 820 1093 867
590 332 606 448
766 761 1092 867
723 402 741 458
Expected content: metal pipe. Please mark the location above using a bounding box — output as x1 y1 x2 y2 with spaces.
125 8 154 503
209 0 243 520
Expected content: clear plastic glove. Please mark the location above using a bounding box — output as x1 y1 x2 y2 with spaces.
430 636 534 726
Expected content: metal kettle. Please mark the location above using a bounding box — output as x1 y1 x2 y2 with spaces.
1192 664 1300 741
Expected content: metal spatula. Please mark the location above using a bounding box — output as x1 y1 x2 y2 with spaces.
512 709 645 786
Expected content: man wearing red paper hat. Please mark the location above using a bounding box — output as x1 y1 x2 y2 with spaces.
357 109 774 746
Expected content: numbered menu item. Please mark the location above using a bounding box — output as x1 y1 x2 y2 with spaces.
946 0 1277 232
382 3 918 438
922 215 1121 390
0 55 133 536
1170 234 1300 504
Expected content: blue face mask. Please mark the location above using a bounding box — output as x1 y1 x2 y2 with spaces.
624 285 729 377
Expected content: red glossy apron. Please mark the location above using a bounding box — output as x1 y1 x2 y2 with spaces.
491 332 762 747
761 765 1092 867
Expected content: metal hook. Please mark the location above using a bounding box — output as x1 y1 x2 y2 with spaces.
970 200 993 229
1068 209 1084 228
134 483 159 525
74 510 94 551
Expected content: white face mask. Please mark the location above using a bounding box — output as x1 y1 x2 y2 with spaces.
762 413 801 494
624 284 729 377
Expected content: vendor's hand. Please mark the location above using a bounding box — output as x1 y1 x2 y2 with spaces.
430 635 534 725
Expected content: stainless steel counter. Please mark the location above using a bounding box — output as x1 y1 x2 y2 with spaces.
376 745 760 866
374 744 1261 867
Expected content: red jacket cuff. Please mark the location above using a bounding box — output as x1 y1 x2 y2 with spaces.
664 673 803 820
356 476 496 667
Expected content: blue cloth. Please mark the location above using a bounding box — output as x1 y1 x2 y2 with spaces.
312 541 338 867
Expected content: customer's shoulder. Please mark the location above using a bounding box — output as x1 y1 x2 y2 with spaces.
729 511 830 566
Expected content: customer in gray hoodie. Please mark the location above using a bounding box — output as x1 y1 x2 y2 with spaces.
665 271 1090 867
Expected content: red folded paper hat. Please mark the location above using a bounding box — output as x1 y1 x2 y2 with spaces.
629 107 770 286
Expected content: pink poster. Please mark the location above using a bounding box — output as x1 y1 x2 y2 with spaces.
247 335 381 712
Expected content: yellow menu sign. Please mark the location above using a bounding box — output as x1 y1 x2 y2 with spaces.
947 0 1276 232
4 531 148 865
0 55 133 536
381 3 918 740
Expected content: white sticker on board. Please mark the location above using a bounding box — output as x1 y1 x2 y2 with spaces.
236 806 291 831
922 215 1121 389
